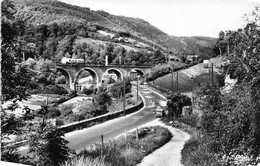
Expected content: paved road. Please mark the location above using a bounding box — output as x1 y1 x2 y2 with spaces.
19 85 166 154
65 85 167 152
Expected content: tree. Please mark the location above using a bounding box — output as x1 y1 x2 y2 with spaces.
1 0 36 162
1 103 26 162
109 79 131 100
218 8 260 84
215 31 226 56
1 0 36 102
167 92 191 118
188 7 260 165
93 87 112 115
105 43 116 64
27 104 72 166
28 124 72 166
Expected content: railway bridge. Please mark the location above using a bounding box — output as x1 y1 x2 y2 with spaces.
55 63 152 90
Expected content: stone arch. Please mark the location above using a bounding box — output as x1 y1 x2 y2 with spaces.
74 68 99 90
105 68 124 81
132 68 145 76
129 68 145 79
56 68 71 85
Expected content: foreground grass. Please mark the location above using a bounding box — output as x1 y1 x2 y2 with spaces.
63 126 172 166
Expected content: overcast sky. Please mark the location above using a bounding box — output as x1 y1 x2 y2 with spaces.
59 0 260 37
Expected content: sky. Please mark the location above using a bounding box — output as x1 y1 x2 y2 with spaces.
59 0 260 37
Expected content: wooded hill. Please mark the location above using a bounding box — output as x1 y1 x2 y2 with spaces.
12 0 217 62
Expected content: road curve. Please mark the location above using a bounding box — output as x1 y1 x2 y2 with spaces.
65 85 167 152
19 85 166 155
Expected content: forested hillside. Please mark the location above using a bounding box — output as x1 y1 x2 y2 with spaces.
12 0 217 61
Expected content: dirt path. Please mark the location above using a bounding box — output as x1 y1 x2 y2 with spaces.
137 119 190 166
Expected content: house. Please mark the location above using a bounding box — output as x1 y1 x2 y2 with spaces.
168 54 181 62
187 55 200 62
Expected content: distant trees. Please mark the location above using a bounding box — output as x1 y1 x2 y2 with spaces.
109 79 132 100
146 62 186 81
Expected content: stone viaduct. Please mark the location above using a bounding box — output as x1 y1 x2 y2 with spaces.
55 63 152 90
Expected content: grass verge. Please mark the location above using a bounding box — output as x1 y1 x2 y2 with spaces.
63 126 172 166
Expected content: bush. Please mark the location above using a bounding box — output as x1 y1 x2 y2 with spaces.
29 85 68 95
46 107 61 118
81 87 93 95
67 90 77 98
179 114 200 128
56 118 64 126
181 136 222 166
125 93 133 99
56 76 66 84
62 156 110 166
60 104 74 117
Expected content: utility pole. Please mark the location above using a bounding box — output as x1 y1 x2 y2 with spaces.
171 68 173 93
211 63 214 85
191 77 194 110
101 135 104 158
137 76 139 101
123 78 126 116
176 71 179 92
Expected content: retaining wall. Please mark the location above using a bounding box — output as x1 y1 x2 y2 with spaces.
58 101 144 133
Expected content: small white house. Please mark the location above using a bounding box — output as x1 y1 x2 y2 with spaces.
203 60 210 68
223 75 237 93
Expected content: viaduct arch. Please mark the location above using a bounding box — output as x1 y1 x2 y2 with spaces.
55 64 152 91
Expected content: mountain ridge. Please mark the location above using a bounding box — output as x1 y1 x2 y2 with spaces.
13 0 217 57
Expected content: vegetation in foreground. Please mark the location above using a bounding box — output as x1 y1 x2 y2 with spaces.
62 126 172 166
164 7 260 166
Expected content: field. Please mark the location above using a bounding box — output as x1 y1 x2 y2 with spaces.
75 37 145 52
153 58 222 93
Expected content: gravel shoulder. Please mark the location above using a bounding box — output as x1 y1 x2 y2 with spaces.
137 119 190 166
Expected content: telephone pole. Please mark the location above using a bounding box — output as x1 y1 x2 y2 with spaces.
176 71 179 92
123 78 126 116
211 63 214 85
137 76 140 101
171 68 173 93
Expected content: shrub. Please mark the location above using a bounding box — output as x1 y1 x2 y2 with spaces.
122 147 143 165
179 114 200 128
125 93 133 99
181 135 222 166
67 90 77 98
62 156 110 166
60 104 74 117
56 76 66 84
81 87 93 95
181 136 200 164
46 107 61 118
29 85 68 95
56 118 64 126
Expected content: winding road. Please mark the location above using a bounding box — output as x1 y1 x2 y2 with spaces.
65 85 167 152
18 85 190 165
19 85 166 155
